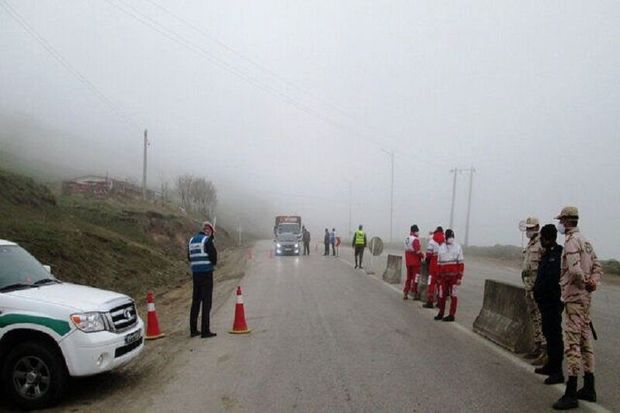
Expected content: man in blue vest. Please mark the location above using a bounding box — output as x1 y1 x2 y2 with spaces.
188 221 218 338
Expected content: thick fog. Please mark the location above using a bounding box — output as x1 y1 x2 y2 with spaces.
1 1 619 257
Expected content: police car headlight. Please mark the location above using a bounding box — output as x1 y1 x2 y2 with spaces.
71 312 107 332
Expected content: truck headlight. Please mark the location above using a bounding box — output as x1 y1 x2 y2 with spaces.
276 243 281 248
295 243 299 248
70 312 107 332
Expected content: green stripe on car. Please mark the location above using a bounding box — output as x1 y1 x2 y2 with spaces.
0 314 71 336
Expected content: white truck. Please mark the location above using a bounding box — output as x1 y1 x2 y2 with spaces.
274 216 302 256
0 239 144 409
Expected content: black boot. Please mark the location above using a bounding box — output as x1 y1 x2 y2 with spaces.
545 372 565 385
434 313 444 321
535 364 553 375
553 376 578 410
576 372 596 402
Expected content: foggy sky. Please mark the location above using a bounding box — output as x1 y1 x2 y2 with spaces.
1 1 619 258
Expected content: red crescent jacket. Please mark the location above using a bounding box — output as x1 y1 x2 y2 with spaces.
438 241 464 280
426 231 445 275
404 232 423 266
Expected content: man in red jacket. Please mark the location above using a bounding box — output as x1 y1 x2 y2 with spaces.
423 227 445 308
434 229 464 322
403 225 424 300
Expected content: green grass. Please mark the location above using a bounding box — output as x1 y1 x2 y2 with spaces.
0 168 233 300
602 259 620 277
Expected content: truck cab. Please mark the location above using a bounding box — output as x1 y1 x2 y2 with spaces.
274 216 302 256
0 240 144 409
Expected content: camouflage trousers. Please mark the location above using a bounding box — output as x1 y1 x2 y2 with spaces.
564 302 595 376
525 289 546 348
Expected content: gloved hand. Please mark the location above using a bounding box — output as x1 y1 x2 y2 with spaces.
585 279 597 292
456 277 462 286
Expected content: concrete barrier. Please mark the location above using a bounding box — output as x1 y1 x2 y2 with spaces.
473 279 535 354
382 254 402 284
417 262 429 300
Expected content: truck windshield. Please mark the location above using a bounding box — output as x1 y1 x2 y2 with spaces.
278 224 300 234
0 245 54 290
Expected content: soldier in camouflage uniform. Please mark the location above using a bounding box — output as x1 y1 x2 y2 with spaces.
553 206 603 411
521 217 546 365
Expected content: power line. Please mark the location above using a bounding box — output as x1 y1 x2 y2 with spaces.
142 0 367 128
0 0 140 130
105 0 388 150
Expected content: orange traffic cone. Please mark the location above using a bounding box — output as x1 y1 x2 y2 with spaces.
229 286 251 334
145 291 165 340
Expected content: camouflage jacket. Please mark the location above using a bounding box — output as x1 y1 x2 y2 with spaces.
560 227 603 304
522 233 542 289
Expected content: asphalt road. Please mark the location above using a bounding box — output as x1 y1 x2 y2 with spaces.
345 244 619 412
140 241 615 412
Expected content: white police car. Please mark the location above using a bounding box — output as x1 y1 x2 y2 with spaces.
0 239 144 409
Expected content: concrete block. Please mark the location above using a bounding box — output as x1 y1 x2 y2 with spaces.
473 279 535 354
382 254 402 284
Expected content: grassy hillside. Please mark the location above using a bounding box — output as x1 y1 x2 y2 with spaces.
0 169 234 299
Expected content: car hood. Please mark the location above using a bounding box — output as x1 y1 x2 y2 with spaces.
7 282 131 312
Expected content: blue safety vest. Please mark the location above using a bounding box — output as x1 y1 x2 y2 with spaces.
188 233 213 273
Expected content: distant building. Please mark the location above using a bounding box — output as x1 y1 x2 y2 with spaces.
62 175 155 199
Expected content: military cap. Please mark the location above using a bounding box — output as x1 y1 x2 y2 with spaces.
555 206 579 219
525 217 539 228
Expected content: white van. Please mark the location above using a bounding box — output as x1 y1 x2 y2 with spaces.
0 240 144 409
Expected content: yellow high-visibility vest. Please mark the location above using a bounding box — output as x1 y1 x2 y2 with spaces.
354 230 365 246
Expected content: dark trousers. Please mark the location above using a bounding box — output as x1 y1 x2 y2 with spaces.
354 246 364 266
303 242 310 255
324 243 329 255
331 243 336 256
190 272 213 334
539 303 564 372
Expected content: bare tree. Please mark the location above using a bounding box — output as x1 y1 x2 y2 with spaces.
175 174 217 218
175 174 194 211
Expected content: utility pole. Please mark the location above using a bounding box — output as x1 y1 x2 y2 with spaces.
449 168 458 228
390 151 394 243
348 181 352 238
142 129 148 200
381 149 394 243
464 167 476 247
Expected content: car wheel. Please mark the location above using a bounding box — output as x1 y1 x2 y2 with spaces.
1 341 68 410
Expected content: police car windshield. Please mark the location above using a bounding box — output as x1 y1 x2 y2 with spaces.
0 245 54 290
278 223 300 234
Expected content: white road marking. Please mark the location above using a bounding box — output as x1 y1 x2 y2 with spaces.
337 255 612 413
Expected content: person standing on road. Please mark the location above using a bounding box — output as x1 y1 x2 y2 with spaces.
434 229 463 322
330 228 337 256
533 224 565 385
188 221 218 339
353 225 367 269
302 226 311 256
423 227 445 309
403 225 424 300
323 228 330 256
553 206 603 411
521 217 547 366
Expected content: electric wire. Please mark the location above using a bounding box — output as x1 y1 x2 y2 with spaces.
104 0 388 150
0 0 140 131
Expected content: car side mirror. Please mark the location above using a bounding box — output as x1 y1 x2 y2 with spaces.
43 265 51 273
